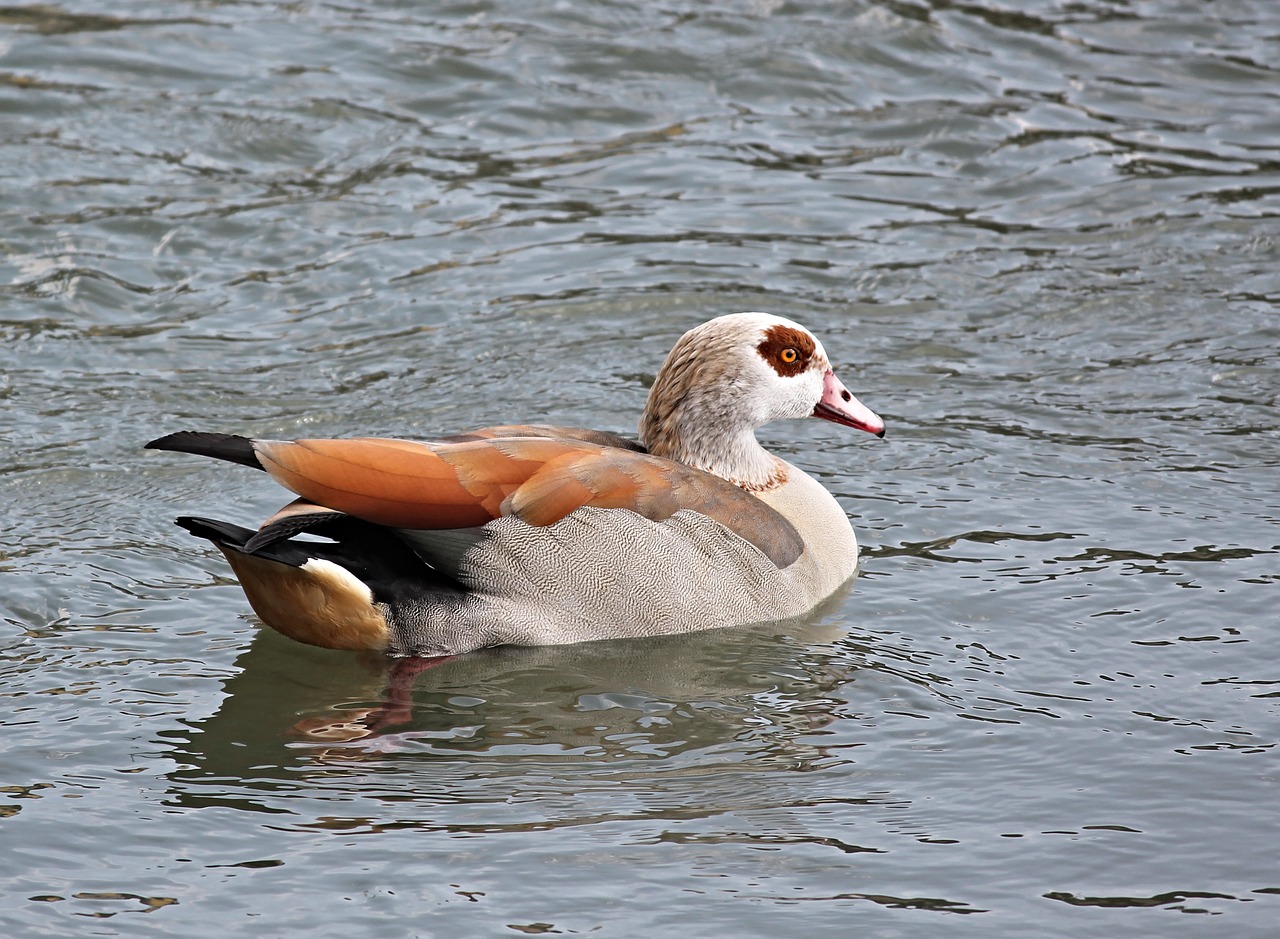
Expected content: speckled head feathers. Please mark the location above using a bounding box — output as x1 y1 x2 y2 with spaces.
639 313 839 487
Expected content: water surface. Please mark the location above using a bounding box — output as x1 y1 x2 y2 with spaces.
2 1 1278 936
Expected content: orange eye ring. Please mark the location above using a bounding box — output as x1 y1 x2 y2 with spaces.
780 348 798 364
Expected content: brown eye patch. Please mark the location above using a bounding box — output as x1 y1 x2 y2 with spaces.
757 324 816 377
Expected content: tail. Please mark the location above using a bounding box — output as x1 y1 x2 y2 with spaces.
146 432 263 470
173 513 460 652
174 515 394 652
177 514 349 571
175 514 455 595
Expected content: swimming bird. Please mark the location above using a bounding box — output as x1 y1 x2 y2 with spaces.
147 312 885 656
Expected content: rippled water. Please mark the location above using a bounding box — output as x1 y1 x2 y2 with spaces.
2 1 1278 935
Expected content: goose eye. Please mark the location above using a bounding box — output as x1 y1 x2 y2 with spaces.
780 348 798 364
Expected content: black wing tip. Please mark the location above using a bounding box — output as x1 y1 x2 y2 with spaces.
174 515 254 548
146 430 250 450
145 431 263 469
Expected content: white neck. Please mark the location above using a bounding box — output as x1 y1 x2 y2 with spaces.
659 423 784 490
640 375 787 490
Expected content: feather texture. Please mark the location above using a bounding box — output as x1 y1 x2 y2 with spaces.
148 312 885 655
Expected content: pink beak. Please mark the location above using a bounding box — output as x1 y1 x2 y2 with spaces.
812 369 885 437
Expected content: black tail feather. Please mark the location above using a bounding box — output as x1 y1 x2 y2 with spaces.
175 516 255 548
175 514 459 603
146 432 263 470
176 514 332 571
243 509 351 554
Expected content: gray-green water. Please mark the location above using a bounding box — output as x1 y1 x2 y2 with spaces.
2 1 1278 935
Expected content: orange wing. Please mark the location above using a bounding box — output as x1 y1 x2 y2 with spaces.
251 435 803 568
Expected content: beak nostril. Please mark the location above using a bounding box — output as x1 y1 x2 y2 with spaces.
841 390 851 402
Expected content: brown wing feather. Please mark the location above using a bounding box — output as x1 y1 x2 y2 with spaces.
252 435 803 568
252 437 608 529
509 448 803 567
253 438 483 529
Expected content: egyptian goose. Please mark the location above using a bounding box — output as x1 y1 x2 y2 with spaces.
147 312 885 656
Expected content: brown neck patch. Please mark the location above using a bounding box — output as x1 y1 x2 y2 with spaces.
756 324 816 377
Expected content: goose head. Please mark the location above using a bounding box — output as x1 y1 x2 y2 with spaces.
640 313 884 490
